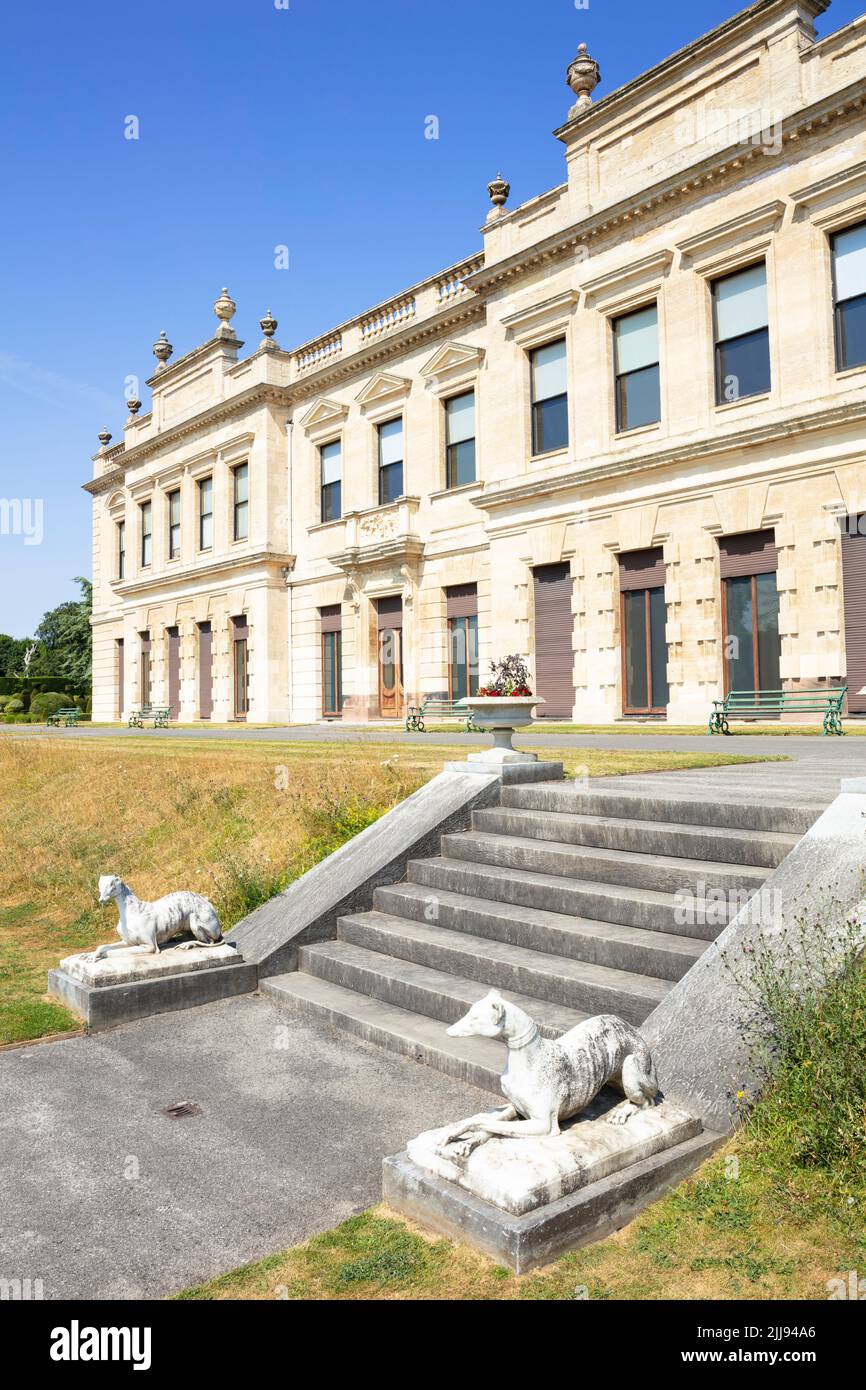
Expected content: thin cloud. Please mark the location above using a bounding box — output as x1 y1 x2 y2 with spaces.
0 352 116 415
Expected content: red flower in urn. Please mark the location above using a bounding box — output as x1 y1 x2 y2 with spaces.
478 655 533 698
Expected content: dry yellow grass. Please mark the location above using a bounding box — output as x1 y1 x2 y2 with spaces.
0 736 437 1043
0 732 769 1043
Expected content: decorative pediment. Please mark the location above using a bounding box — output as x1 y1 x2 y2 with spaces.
298 397 349 432
420 340 485 383
676 202 785 274
355 372 412 413
500 289 579 347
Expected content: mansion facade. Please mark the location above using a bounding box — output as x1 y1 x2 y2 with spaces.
88 0 866 725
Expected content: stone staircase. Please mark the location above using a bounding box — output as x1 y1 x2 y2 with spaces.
262 772 822 1095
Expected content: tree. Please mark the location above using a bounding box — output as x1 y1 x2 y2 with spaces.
28 578 92 684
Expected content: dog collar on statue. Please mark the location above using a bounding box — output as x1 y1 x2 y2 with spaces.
507 1022 539 1050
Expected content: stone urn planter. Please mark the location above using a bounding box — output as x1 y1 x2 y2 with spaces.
459 696 544 764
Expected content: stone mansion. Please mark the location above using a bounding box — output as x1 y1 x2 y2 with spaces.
87 0 866 726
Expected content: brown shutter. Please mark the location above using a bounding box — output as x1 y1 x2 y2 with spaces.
445 583 478 618
719 529 778 578
116 639 124 720
532 563 574 719
167 627 181 719
320 604 342 633
140 631 151 705
842 517 866 714
198 622 213 720
376 595 403 629
618 547 666 591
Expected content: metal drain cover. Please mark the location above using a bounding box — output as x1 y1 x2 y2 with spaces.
160 1100 203 1119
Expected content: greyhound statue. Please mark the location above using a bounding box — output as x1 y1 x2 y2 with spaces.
89 874 224 960
436 991 659 1155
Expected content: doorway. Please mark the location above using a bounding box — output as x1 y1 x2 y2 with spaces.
619 548 669 715
719 531 780 694
167 627 181 719
232 615 249 720
376 595 403 718
198 622 213 719
532 564 574 718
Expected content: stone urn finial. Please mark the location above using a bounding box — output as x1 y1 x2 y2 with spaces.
97 428 112 451
567 42 601 117
213 287 237 338
126 396 142 420
486 172 510 223
152 330 173 370
259 308 278 351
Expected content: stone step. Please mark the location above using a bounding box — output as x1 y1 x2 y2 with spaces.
336 911 670 1024
299 939 587 1037
406 855 726 941
261 971 503 1092
500 782 823 835
373 880 706 982
438 830 766 897
471 806 797 870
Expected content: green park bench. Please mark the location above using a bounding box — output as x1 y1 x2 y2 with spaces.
405 697 481 733
128 705 171 729
709 687 847 736
46 707 82 728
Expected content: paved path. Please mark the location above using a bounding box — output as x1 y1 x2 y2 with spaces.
0 995 490 1300
5 721 866 765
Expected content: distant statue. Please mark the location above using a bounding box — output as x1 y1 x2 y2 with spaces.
18 643 37 677
89 875 224 960
436 992 660 1156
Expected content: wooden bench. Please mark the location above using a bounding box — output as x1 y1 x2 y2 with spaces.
405 698 480 733
46 707 82 728
128 705 171 729
709 687 847 736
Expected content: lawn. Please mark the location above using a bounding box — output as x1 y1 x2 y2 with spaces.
0 732 775 1045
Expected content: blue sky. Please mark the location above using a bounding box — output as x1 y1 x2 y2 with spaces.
0 0 862 637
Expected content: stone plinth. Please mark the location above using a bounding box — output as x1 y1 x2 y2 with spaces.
49 941 256 1029
407 1099 701 1217
59 941 242 987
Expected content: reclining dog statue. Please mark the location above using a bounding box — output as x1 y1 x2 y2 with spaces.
437 991 659 1155
89 874 224 960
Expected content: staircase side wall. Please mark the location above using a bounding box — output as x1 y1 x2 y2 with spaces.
230 769 503 977
641 783 866 1133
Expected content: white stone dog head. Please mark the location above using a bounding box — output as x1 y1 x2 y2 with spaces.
98 874 123 904
447 991 507 1039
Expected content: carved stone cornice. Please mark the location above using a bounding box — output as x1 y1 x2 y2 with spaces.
82 382 288 494
465 80 866 299
110 549 296 598
473 396 866 513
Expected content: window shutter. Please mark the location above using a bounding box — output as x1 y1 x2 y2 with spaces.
320 604 342 633
445 583 478 619
618 546 666 591
376 594 403 629
842 518 866 714
532 564 574 718
718 529 778 579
